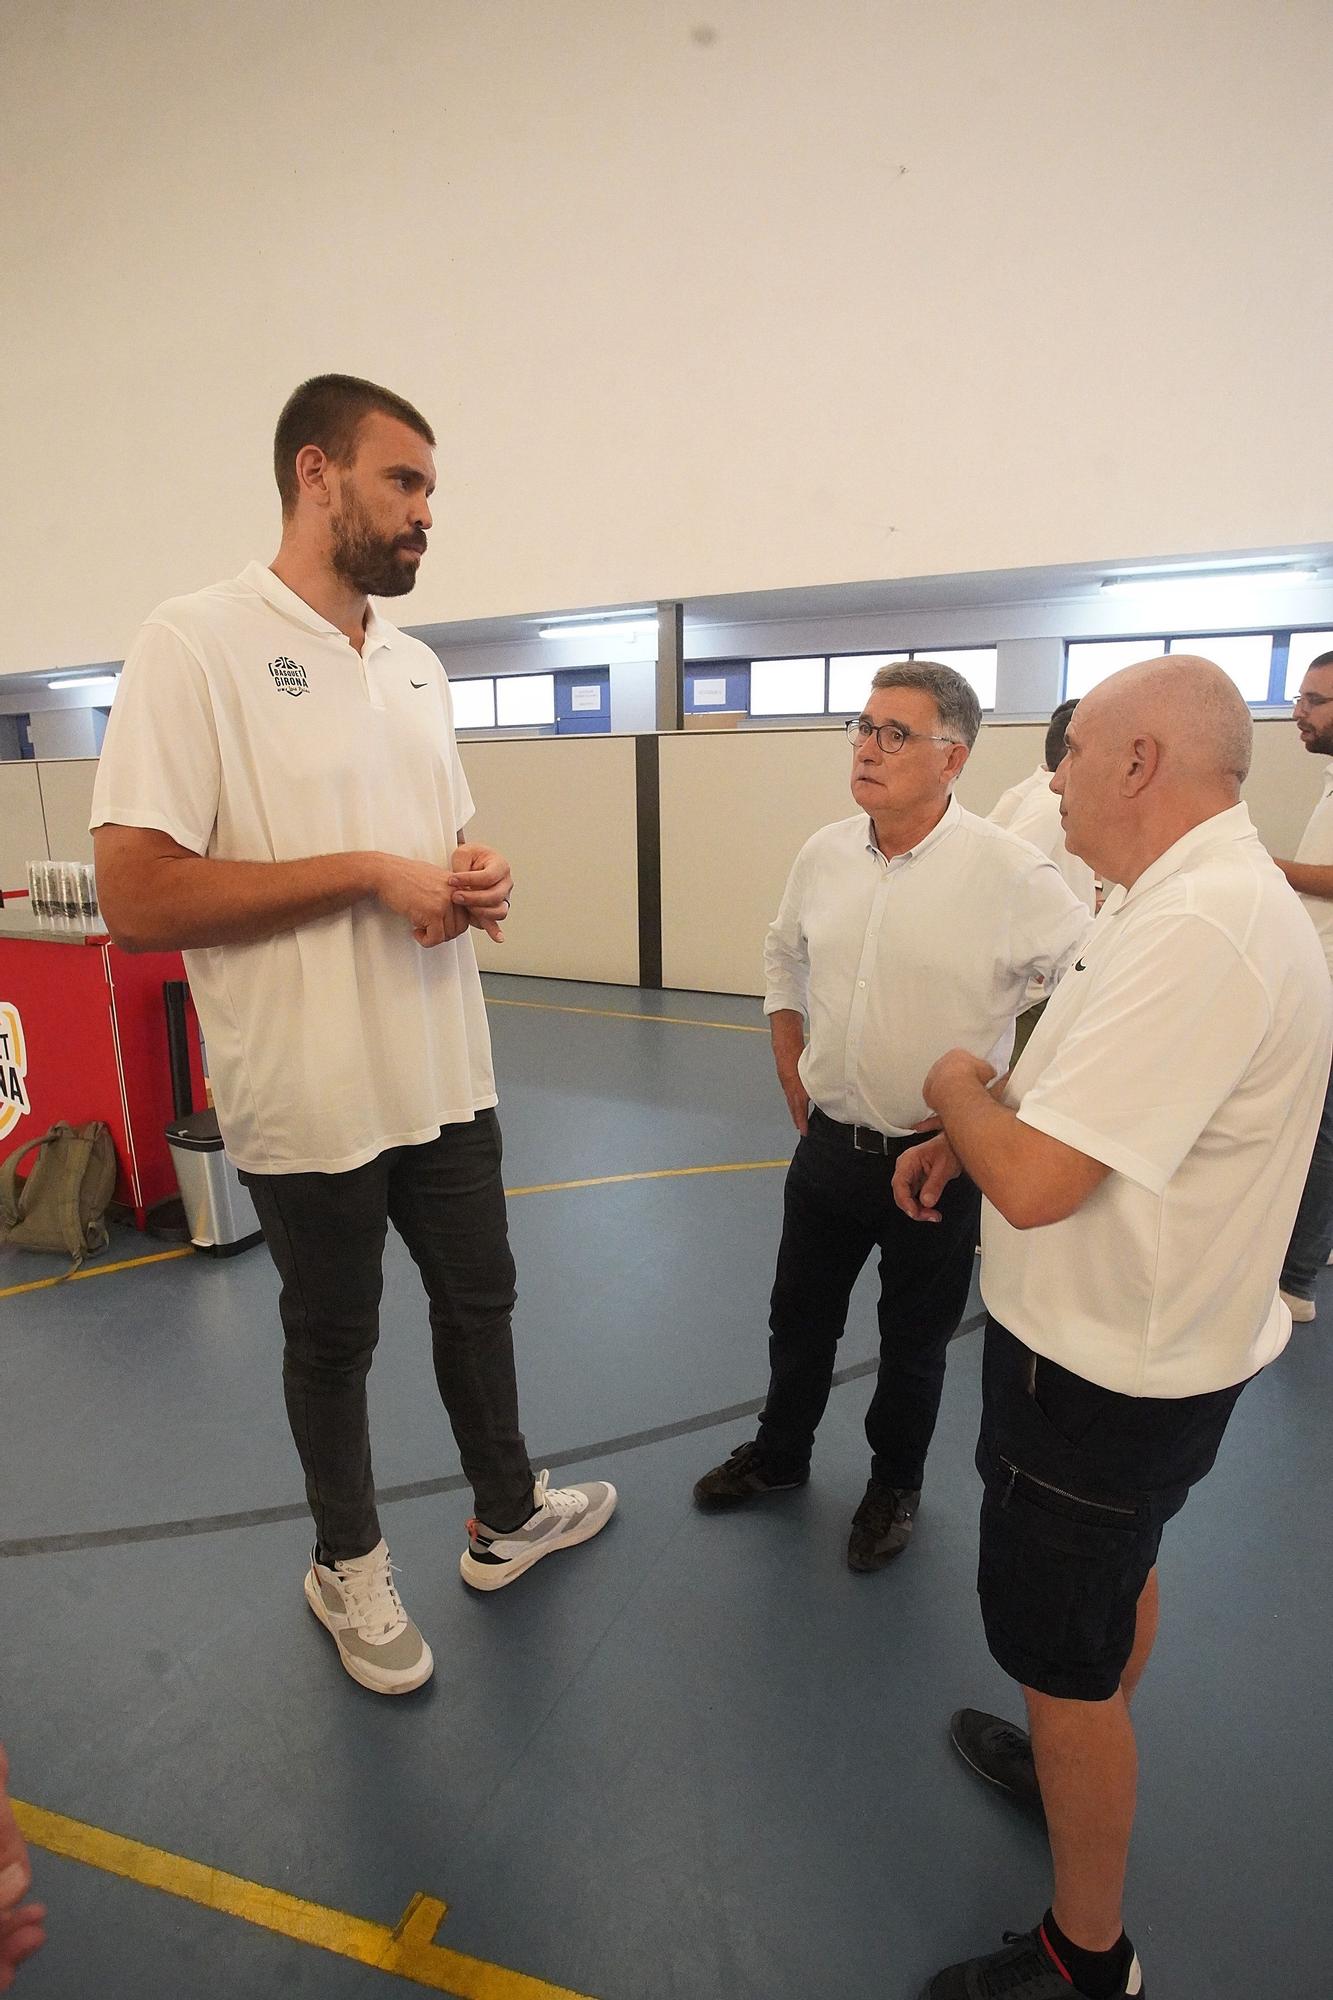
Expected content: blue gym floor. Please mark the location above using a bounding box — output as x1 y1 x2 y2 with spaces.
2 974 1330 1998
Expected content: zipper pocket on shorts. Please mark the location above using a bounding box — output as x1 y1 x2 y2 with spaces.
998 1456 1137 1518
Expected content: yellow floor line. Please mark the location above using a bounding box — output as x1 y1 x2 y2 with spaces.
506 1159 786 1196
0 1246 194 1302
486 996 766 1034
14 1799 598 1999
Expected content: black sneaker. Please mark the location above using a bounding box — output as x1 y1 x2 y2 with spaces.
920 1926 1145 1998
692 1440 808 1508
950 1708 1045 1820
846 1480 920 1571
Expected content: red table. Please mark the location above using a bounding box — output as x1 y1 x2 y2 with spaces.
0 905 205 1229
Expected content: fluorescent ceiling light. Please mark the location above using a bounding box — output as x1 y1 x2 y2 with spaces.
47 674 120 693
1101 562 1320 593
538 620 658 641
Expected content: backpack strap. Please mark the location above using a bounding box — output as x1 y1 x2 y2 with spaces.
0 1129 58 1233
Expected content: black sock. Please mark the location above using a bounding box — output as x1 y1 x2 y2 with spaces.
1040 1912 1133 1998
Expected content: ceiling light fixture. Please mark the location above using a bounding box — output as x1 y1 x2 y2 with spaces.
46 674 121 693
1101 561 1320 594
538 620 659 642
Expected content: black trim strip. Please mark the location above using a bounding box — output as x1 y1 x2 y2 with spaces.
0 1312 986 1558
635 734 663 989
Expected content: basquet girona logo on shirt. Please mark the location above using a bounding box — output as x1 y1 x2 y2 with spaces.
0 1001 31 1140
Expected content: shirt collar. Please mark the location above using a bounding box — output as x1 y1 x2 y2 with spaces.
240 560 396 655
864 792 961 865
1119 802 1257 906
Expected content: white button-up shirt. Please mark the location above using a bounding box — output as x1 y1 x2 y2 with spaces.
983 804 1332 1396
1294 762 1333 978
763 798 1092 1135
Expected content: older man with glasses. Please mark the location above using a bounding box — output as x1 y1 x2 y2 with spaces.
1270 647 1333 1321
693 661 1092 1571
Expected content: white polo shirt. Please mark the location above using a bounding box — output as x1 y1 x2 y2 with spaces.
763 799 1091 1134
1294 762 1333 978
90 562 496 1175
981 804 1332 1397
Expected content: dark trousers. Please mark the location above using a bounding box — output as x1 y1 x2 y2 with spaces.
755 1108 981 1490
242 1110 533 1560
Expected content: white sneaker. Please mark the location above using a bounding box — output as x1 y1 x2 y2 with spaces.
459 1470 618 1592
1280 1288 1317 1324
304 1540 434 1694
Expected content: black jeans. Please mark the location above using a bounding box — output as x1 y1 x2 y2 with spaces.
242 1110 533 1560
755 1108 981 1490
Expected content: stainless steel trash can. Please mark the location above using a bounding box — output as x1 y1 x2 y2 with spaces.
164 1109 263 1256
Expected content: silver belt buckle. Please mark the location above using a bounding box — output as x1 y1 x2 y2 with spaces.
853 1124 885 1154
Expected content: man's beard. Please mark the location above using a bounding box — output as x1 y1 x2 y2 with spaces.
329 489 424 598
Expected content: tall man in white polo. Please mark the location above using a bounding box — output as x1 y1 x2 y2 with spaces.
91 375 615 1697
895 657 1330 2000
693 663 1091 1570
1270 646 1333 1321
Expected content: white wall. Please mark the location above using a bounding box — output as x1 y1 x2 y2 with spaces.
4 1 1332 673
26 709 103 760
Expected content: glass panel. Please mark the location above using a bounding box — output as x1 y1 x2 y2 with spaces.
828 654 911 713
1285 630 1333 699
1064 639 1167 699
748 657 827 716
450 677 496 729
916 647 998 710
495 673 556 727
1169 634 1272 703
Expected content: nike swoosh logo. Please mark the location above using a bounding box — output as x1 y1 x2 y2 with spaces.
410 680 428 689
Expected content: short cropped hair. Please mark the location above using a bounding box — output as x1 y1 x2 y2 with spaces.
1045 697 1079 772
870 660 982 748
1307 650 1333 675
273 374 435 514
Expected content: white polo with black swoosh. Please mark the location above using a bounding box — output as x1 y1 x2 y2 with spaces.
90 561 496 1175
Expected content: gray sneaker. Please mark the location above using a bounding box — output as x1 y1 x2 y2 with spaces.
304 1540 434 1694
460 1469 617 1592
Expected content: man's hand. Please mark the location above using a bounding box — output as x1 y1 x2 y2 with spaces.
769 1008 809 1135
448 844 513 944
0 1747 46 1991
922 1048 997 1112
892 1134 963 1221
372 857 470 947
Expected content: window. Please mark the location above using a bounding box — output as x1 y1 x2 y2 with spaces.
1065 639 1167 699
451 677 496 730
495 673 556 727
1285 631 1333 700
828 655 910 713
1168 633 1272 704
748 657 827 717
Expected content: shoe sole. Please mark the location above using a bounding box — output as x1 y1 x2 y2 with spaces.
948 1713 1045 1820
846 1540 910 1572
303 1571 434 1694
692 1476 809 1510
459 1486 618 1593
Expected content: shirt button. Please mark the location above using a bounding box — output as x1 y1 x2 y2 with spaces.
858 980 867 989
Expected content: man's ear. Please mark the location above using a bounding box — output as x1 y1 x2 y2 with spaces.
944 740 970 786
293 444 334 510
1123 732 1160 797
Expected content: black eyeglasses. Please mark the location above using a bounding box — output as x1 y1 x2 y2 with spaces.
845 717 959 755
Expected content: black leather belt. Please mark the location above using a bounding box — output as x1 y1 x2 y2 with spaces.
808 1106 905 1155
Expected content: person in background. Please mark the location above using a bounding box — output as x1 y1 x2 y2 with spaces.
0 1747 45 1991
1270 646 1333 1322
92 375 615 1698
693 663 1091 1572
990 699 1099 1063
895 656 1329 2000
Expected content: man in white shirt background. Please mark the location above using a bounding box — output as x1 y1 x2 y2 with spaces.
693 664 1091 1571
894 657 1330 2000
990 698 1099 1062
1270 646 1333 1322
92 375 615 1699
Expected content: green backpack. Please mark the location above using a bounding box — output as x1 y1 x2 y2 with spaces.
0 1121 117 1272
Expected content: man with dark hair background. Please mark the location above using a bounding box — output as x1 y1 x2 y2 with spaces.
1271 645 1333 1321
91 374 616 1697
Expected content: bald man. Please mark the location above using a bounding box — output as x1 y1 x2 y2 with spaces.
894 658 1330 2000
